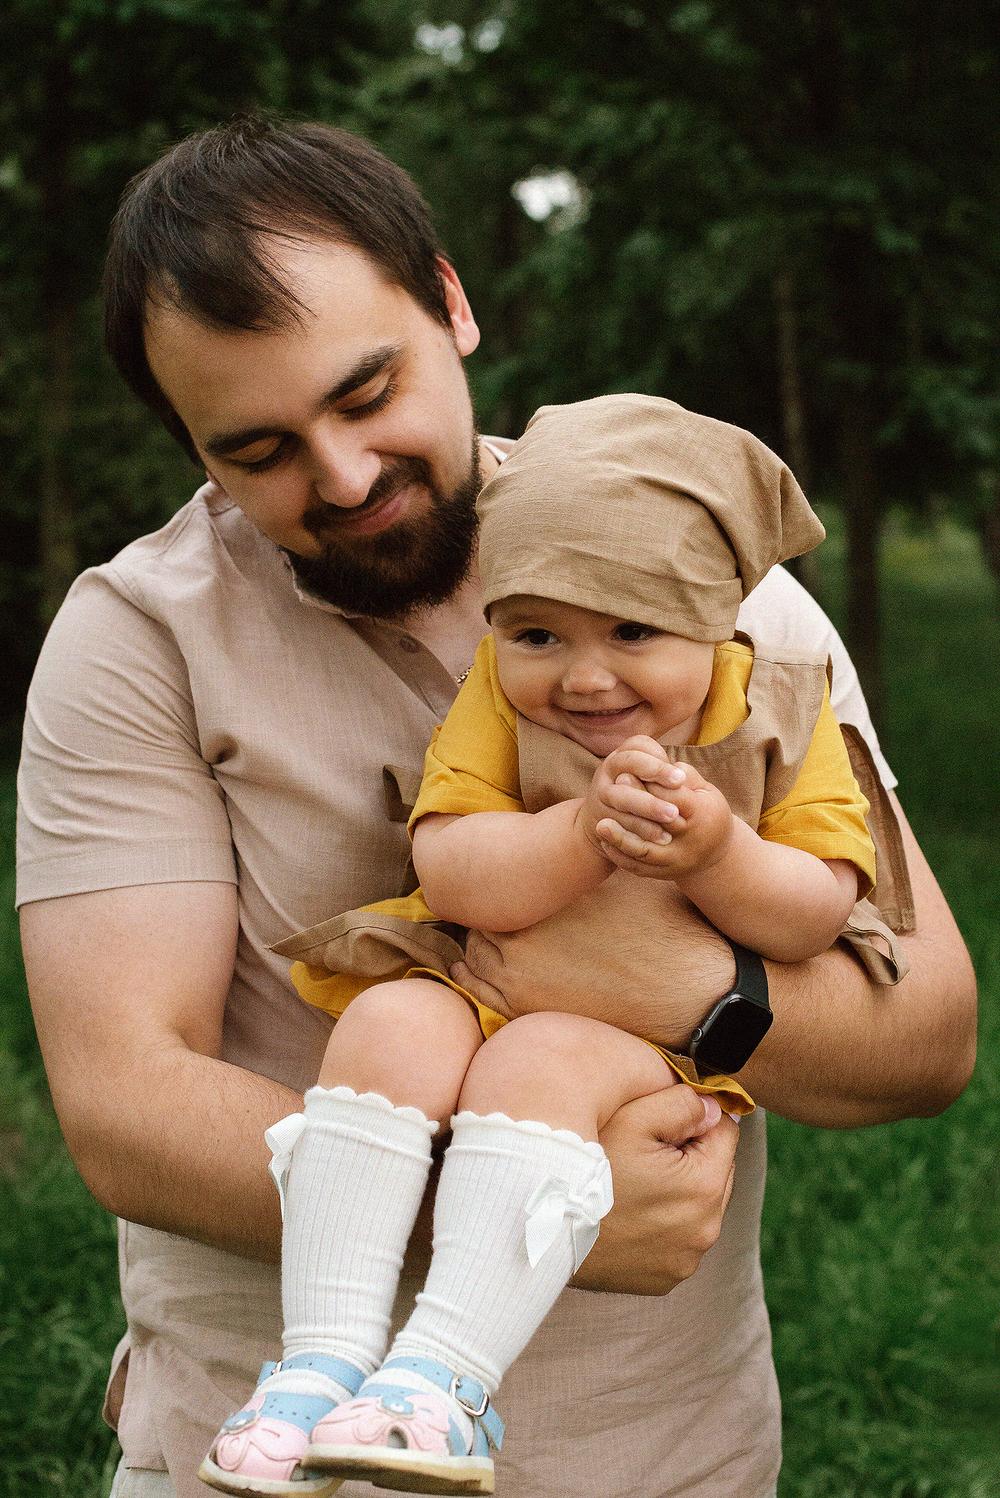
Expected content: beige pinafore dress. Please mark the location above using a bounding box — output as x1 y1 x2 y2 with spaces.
273 639 911 1103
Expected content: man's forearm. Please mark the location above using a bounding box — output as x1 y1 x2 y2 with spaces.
456 796 975 1129
77 1045 295 1261
738 795 976 1126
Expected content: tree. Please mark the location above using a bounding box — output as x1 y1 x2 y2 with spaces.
372 0 1000 724
0 0 400 710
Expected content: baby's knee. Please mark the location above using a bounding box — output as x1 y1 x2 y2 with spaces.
465 1012 675 1123
320 978 482 1126
335 978 474 1050
471 1012 607 1084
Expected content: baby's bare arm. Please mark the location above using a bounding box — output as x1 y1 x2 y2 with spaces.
412 803 610 932
674 824 858 961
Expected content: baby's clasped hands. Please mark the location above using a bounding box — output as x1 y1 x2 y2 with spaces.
576 736 735 880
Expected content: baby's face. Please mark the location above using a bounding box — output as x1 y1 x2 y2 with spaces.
491 596 717 757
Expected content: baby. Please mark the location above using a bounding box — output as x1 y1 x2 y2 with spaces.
201 395 889 1498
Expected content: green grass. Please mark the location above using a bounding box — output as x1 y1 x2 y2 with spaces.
0 773 124 1498
764 515 1000 1496
0 517 997 1497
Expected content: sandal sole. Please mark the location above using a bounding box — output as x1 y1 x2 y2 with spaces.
198 1454 342 1496
304 1443 494 1494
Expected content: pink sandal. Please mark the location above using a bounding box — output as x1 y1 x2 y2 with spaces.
303 1354 504 1495
198 1353 365 1496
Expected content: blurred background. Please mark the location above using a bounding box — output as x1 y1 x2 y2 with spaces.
0 2 997 1495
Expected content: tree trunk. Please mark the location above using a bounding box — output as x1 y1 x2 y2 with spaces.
491 192 532 439
773 266 823 602
37 50 79 624
39 297 78 624
975 472 1000 591
839 400 884 732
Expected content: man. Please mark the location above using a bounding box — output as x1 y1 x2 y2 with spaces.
17 117 974 1498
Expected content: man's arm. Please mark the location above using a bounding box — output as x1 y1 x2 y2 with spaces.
453 793 976 1128
22 878 740 1291
738 793 976 1124
21 881 294 1262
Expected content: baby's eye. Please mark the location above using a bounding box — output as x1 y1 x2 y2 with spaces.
614 621 660 642
515 628 557 647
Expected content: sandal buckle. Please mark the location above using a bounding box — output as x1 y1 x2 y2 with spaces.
450 1374 489 1419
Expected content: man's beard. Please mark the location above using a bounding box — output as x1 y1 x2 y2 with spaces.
283 440 481 619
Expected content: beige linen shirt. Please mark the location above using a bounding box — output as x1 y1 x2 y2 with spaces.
17 458 893 1498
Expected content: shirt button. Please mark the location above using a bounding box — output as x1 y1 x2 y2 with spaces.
400 636 420 654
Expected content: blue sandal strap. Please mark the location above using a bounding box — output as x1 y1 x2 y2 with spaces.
220 1353 367 1439
277 1352 366 1395
221 1390 335 1435
376 1355 504 1451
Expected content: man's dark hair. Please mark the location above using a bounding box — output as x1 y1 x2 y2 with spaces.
103 115 452 459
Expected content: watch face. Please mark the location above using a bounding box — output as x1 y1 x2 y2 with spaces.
695 994 772 1071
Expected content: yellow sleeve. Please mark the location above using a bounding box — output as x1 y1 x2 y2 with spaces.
757 682 877 897
408 635 526 830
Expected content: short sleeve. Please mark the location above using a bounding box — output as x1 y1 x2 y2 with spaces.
757 682 877 896
408 636 525 829
737 565 895 789
16 568 236 907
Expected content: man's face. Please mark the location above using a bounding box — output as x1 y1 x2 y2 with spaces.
144 238 482 617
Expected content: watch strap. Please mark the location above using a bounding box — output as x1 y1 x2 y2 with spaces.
728 939 769 1010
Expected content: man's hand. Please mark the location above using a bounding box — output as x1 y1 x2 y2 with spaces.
451 890 737 1051
573 1086 739 1294
590 745 735 880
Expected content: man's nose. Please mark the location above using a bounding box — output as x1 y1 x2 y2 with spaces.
561 656 618 696
309 426 382 509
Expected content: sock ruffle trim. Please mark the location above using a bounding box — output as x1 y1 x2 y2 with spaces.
304 1084 439 1133
449 1110 605 1160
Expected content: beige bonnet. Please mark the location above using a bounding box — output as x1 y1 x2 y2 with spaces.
478 394 825 641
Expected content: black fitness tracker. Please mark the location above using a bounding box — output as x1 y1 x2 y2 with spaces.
686 939 772 1074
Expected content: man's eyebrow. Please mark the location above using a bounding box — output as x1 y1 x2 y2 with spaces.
203 342 405 458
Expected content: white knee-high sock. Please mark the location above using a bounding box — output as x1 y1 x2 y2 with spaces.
277 1085 437 1374
387 1111 612 1395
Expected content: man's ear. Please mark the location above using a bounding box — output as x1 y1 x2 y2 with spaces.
437 257 480 357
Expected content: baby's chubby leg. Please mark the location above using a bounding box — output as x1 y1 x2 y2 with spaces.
460 1009 677 1137
281 978 482 1356
317 975 484 1127
204 979 482 1492
377 1016 678 1436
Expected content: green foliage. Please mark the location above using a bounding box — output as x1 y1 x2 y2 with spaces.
1 1 998 705
763 516 1000 1495
0 0 401 708
0 773 124 1498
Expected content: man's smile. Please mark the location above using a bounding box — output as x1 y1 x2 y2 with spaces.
329 479 424 538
